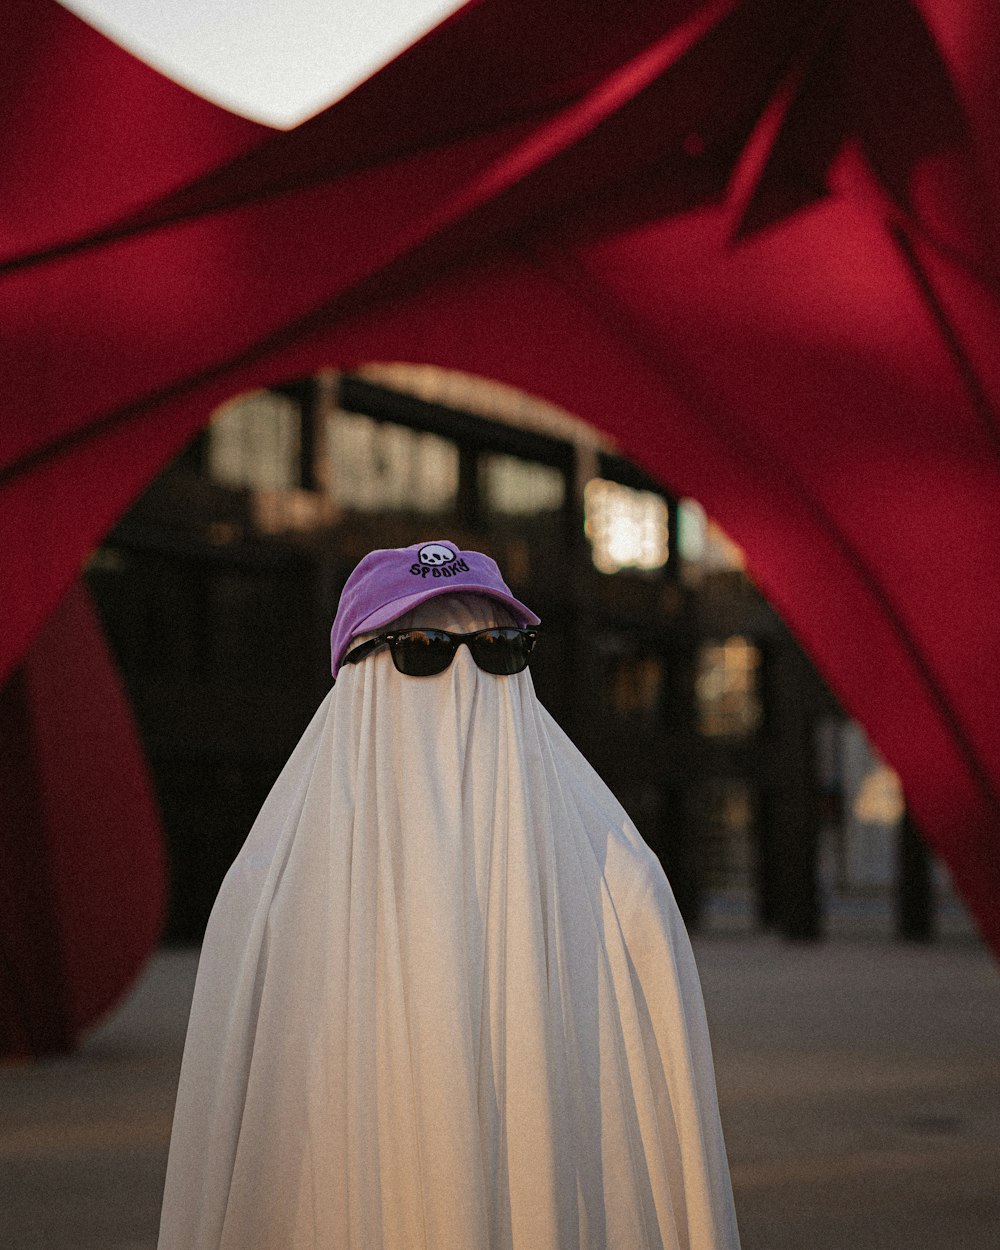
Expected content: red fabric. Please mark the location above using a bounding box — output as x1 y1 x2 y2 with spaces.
0 581 166 1054
3 0 1000 954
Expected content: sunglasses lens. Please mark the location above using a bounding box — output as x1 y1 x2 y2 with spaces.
467 628 536 675
389 629 457 676
384 628 537 677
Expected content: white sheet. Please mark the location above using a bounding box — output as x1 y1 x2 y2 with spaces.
158 594 741 1249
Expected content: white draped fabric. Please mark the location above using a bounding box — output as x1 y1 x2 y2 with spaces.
158 595 741 1249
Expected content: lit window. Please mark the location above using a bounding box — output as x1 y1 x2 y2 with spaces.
480 454 565 517
677 498 707 563
608 655 663 719
325 410 458 514
853 763 905 825
677 498 745 581
208 390 300 491
584 478 669 574
691 778 756 889
695 637 763 738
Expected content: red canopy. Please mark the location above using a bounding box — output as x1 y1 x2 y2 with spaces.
3 0 1000 975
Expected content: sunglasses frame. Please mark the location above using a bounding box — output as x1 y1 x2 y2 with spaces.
343 626 538 677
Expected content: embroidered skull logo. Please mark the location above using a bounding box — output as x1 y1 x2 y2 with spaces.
418 543 456 567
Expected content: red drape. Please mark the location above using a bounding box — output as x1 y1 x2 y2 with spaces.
3 0 1000 965
0 581 166 1053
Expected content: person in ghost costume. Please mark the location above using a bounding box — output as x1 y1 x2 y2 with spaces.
157 539 741 1250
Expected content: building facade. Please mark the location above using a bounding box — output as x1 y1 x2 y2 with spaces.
86 368 949 942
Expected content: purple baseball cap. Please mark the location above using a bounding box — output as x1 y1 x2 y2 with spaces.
330 540 540 678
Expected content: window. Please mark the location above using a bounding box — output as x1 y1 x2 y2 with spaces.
677 498 746 583
208 390 301 491
584 478 669 574
691 778 756 891
695 636 763 738
479 453 565 517
325 409 459 514
607 654 664 721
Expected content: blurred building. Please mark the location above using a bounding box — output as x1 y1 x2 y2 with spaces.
85 367 960 943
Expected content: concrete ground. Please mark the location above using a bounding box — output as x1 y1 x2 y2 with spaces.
2 932 998 1249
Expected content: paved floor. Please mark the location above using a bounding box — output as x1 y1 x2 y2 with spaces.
2 932 998 1249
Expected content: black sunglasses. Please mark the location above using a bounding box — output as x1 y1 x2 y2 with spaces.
343 627 537 677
